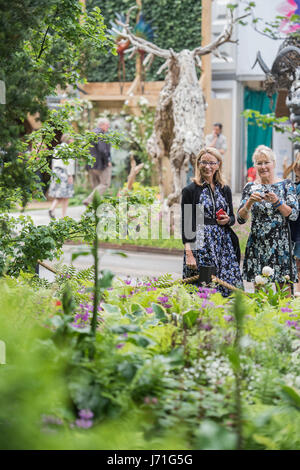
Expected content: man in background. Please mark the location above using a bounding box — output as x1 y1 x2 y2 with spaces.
83 117 112 206
205 122 227 155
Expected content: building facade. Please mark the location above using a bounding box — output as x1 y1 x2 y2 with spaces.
210 0 292 192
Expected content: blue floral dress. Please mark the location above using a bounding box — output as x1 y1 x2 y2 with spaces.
238 179 299 282
183 184 243 297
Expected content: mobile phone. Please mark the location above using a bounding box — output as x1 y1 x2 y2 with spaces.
216 208 226 220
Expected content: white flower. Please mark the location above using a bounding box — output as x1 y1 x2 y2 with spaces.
262 266 274 277
284 275 290 281
255 275 268 286
138 96 149 106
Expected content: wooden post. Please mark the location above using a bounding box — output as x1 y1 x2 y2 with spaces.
201 0 212 137
127 0 143 97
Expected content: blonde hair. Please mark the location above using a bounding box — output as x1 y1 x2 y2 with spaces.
252 145 276 165
192 147 225 187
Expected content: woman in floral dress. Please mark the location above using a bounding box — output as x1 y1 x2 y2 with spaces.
181 147 242 297
238 145 299 287
48 134 75 219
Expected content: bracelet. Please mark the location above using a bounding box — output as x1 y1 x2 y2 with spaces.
273 200 283 209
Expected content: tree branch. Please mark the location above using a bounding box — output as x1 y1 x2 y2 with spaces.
114 22 170 59
193 11 250 57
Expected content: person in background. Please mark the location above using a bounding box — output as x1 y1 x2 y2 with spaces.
48 134 75 219
83 118 112 206
205 122 227 156
284 152 300 294
247 166 257 183
237 145 299 291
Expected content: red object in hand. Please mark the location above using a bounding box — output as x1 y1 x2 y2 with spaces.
216 208 226 220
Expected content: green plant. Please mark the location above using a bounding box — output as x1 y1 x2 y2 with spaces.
124 100 155 186
0 0 116 212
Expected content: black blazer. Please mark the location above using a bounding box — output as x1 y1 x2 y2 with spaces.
181 182 235 244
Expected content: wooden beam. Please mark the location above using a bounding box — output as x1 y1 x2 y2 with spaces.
201 0 212 136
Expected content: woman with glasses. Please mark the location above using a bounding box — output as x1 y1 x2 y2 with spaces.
181 147 242 296
238 145 299 288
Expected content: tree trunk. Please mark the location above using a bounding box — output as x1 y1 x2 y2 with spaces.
147 50 205 206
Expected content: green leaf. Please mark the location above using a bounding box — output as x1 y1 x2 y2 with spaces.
281 385 300 410
183 309 199 328
102 303 120 315
226 346 240 371
151 303 168 322
110 324 141 334
253 434 277 450
131 303 145 317
109 250 128 257
71 250 91 262
126 334 153 348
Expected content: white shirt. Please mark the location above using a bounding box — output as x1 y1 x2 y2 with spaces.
52 143 75 176
205 133 227 153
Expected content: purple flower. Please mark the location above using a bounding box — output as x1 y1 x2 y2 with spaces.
119 294 127 299
146 307 153 314
286 320 298 328
164 304 172 309
281 307 293 313
75 419 93 429
197 292 208 299
116 343 125 349
202 323 213 331
158 296 169 303
223 315 233 322
78 409 94 420
125 279 131 285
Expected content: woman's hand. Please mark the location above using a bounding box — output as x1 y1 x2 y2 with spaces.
248 191 263 204
186 250 197 270
68 175 73 184
264 191 279 204
217 213 230 225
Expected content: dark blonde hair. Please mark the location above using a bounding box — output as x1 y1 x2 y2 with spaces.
192 147 225 187
283 151 300 179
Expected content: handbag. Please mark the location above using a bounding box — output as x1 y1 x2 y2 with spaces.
227 226 241 265
189 265 217 286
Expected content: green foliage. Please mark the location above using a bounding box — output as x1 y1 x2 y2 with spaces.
124 100 155 185
0 0 116 211
86 0 202 82
1 270 300 448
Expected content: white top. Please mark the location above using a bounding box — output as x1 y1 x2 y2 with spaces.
52 143 75 176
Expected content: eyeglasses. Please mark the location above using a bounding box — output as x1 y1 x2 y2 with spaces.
199 161 218 166
255 161 272 167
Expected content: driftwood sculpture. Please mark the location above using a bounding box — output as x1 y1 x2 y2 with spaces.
126 154 144 190
114 8 246 205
